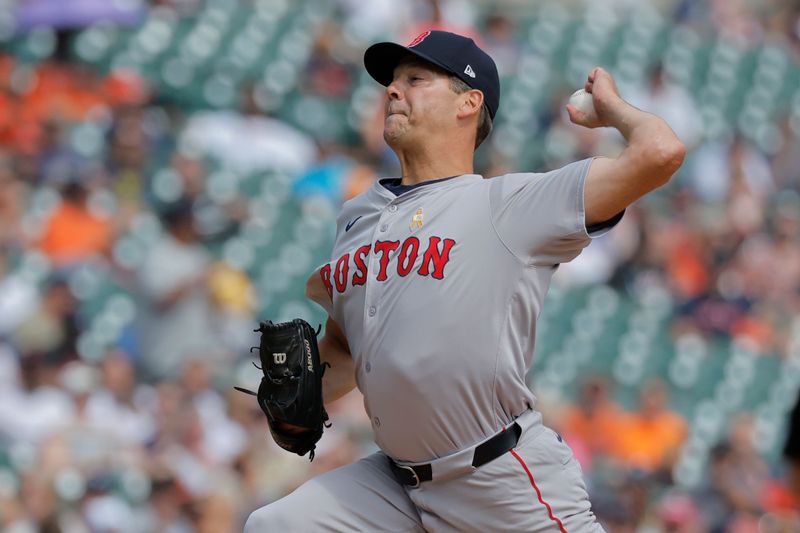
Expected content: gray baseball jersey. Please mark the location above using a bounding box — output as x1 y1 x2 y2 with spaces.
308 157 616 463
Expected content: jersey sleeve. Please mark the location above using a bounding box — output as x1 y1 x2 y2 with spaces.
488 157 621 266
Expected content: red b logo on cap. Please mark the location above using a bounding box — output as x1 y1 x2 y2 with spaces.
408 31 431 47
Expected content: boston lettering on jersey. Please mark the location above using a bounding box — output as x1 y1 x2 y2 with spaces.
319 236 456 296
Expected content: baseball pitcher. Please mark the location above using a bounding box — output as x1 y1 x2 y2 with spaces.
243 30 685 532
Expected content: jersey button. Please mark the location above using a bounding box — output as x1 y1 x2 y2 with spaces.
373 417 381 427
365 362 371 373
389 205 398 212
368 306 376 317
380 224 388 232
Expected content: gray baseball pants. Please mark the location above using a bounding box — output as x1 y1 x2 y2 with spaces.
244 411 606 532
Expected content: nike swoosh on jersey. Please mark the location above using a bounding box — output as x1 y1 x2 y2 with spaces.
345 216 363 232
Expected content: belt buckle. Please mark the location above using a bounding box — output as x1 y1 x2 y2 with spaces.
398 465 420 488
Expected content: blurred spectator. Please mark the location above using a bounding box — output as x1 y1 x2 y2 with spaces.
11 472 65 533
144 475 194 533
11 277 78 360
37 178 113 267
180 357 248 466
37 119 84 187
170 151 206 202
689 134 773 206
82 488 138 533
0 339 21 395
292 142 378 207
695 414 769 531
613 378 688 473
107 103 150 193
481 13 520 77
561 376 626 470
167 152 247 242
40 362 120 472
770 119 800 193
727 413 769 506
334 0 420 43
342 160 379 200
137 201 223 378
628 64 702 151
645 210 712 304
105 93 171 234
708 0 764 45
304 26 354 100
206 261 257 354
653 492 706 533
146 379 246 533
194 491 238 533
0 153 28 249
84 350 156 446
591 472 653 533
180 86 317 176
0 351 74 446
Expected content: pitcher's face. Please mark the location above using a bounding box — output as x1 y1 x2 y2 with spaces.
383 59 460 150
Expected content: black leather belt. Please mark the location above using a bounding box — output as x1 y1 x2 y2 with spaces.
389 422 522 487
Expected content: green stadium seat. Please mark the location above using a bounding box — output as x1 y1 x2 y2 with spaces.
222 237 256 272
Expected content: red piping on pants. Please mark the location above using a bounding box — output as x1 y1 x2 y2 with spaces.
509 449 569 533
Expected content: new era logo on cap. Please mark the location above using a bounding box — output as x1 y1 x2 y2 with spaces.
363 30 501 119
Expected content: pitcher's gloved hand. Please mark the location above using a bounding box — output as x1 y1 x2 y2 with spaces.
236 319 330 460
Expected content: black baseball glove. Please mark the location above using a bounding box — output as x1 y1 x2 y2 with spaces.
235 319 330 460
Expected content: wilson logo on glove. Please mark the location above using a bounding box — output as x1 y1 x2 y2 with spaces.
235 319 330 461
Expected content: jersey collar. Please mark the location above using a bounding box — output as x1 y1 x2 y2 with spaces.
371 174 482 202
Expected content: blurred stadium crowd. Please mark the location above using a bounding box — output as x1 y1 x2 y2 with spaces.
1 0 800 531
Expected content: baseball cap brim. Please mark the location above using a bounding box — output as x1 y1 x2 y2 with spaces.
364 42 456 87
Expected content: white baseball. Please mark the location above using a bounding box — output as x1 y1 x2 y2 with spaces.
568 88 595 115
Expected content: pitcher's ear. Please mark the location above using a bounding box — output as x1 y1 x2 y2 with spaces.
457 89 484 120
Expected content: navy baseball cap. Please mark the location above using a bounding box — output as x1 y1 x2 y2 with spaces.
364 30 500 119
